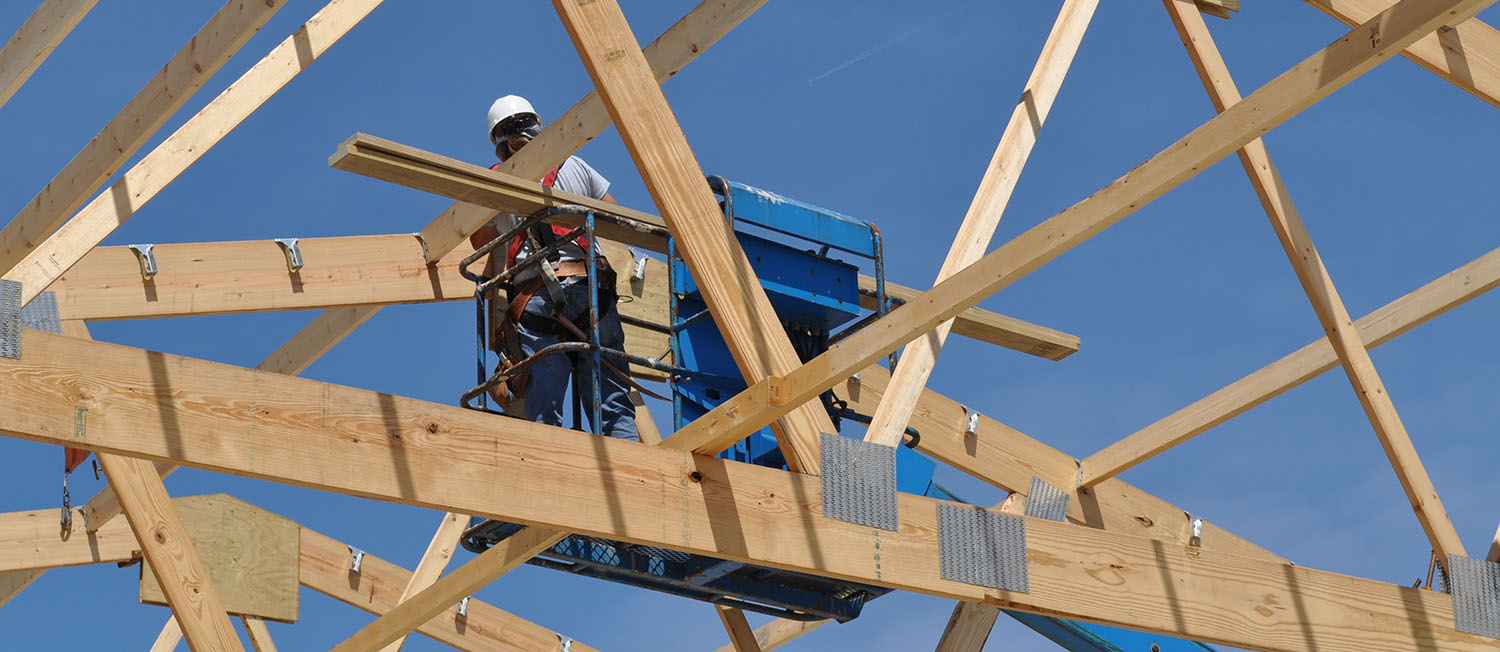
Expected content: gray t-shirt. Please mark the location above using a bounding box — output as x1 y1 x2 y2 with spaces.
487 156 610 283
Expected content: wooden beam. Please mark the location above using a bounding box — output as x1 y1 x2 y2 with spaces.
656 0 1499 465
1080 240 1500 487
863 0 1096 447
148 615 183 652
1487 521 1500 562
0 0 96 109
1307 0 1500 109
375 512 467 652
328 526 565 652
0 569 42 607
0 0 285 277
96 453 243 651
554 0 838 473
0 507 137 572
337 136 1088 359
241 616 278 652
1166 0 1468 569
273 0 775 405
707 619 825 652
298 527 604 652
4 333 1495 652
715 605 764 652
2 0 385 306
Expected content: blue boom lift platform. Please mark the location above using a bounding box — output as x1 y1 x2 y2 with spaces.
460 177 1218 651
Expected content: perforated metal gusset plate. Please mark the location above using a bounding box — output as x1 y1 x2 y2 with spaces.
820 432 898 531
0 280 20 359
1024 476 1070 523
1448 554 1500 639
20 291 60 334
937 502 1028 592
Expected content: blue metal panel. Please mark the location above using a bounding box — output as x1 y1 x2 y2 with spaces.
718 178 879 258
1007 611 1218 652
673 232 861 329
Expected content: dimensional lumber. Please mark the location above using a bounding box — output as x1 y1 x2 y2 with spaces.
863 0 1097 448
654 0 1500 465
715 605 764 652
329 526 566 652
138 494 300 623
95 453 244 652
1079 239 1500 486
1306 0 1500 109
376 512 467 652
707 618 826 652
148 616 184 652
0 0 285 276
278 0 774 403
0 0 96 109
2 0 386 306
331 135 1080 359
298 527 604 652
0 569 42 607
242 616 279 652
1163 0 1465 568
5 332 1494 652
0 507 138 572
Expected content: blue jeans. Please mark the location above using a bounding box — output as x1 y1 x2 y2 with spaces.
517 278 639 442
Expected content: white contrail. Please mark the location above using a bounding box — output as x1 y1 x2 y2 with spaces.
809 0 979 82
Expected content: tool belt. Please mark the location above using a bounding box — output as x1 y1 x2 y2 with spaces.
486 256 616 409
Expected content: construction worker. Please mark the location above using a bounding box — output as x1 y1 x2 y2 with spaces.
471 95 640 442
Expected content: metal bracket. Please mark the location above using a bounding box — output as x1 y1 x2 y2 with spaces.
1024 476 1070 523
962 406 979 436
347 545 365 573
20 291 60 334
412 232 434 264
820 432 898 531
273 238 304 272
1448 554 1500 638
127 244 157 279
456 596 470 618
937 502 1028 592
631 249 649 280
1187 513 1204 547
1 280 20 359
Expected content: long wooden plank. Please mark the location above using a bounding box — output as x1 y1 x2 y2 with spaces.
660 0 1499 461
3 332 1494 652
864 0 1097 448
0 0 285 277
1167 0 1466 567
0 0 96 108
0 507 138 572
1307 0 1500 109
707 619 825 652
2 0 385 306
553 0 834 474
376 512 467 652
148 616 184 652
1080 240 1500 486
714 605 764 652
96 453 243 651
273 0 776 403
332 139 1084 359
328 526 565 652
298 527 604 652
241 616 279 652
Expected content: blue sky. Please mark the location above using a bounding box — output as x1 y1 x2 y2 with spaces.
2 1 1499 650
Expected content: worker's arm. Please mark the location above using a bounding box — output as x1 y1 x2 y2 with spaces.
601 192 618 205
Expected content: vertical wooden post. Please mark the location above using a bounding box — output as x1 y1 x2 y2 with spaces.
1160 0 1466 568
241 616 279 652
715 605 765 652
552 0 834 473
863 0 1098 447
375 512 467 652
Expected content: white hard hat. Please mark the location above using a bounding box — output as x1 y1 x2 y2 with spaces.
487 95 540 145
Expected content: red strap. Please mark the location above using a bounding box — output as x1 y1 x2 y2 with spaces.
506 166 587 267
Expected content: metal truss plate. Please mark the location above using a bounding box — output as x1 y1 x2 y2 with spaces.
1024 476 1070 523
20 291 60 334
937 502 1028 593
820 432 898 531
1448 554 1500 639
1 280 20 359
